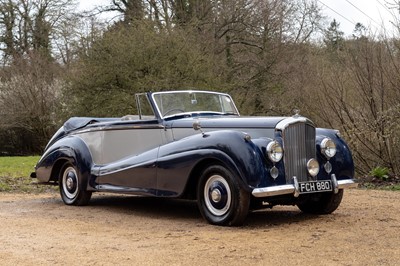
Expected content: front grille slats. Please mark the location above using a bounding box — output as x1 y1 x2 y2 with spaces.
282 122 316 183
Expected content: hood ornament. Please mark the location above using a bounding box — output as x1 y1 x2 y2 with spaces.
293 109 300 118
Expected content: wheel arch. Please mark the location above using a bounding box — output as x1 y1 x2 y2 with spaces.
182 157 247 200
35 136 95 189
159 130 267 197
49 158 73 182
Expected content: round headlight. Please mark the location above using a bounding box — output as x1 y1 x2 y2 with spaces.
266 141 283 162
307 158 320 177
321 138 337 158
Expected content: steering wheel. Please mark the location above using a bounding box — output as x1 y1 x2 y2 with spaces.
163 108 185 116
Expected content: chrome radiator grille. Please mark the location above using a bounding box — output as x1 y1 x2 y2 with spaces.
282 122 316 183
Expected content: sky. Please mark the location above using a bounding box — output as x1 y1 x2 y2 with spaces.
79 0 111 12
318 0 398 36
78 0 399 36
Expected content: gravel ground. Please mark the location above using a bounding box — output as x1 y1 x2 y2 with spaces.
0 188 399 265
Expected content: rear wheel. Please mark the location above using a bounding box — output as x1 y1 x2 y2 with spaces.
59 162 92 206
297 190 343 214
197 165 250 226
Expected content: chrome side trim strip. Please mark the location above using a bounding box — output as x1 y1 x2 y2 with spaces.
75 124 164 134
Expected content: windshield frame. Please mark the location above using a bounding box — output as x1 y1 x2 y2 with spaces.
150 90 240 119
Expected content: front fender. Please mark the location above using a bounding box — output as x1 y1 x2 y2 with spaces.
35 136 94 189
156 130 267 195
316 128 355 180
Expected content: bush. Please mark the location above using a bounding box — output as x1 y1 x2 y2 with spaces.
369 166 389 181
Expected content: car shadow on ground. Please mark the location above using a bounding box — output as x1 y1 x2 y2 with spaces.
84 193 322 227
245 209 321 228
89 194 202 221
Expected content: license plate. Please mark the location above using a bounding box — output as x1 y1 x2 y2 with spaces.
299 180 332 194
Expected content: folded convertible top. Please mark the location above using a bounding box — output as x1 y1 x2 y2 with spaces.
63 117 117 133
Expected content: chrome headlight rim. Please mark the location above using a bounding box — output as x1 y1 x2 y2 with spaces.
321 138 337 158
307 158 320 177
266 140 283 163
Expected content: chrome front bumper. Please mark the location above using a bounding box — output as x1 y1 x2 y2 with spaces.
252 174 358 198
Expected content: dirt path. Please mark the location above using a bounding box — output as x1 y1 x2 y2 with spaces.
0 189 399 266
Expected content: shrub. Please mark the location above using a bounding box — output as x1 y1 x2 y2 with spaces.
369 166 389 181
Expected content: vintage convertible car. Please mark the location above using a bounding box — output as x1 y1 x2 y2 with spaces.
32 90 357 226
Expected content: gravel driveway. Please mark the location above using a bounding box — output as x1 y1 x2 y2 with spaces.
0 189 399 265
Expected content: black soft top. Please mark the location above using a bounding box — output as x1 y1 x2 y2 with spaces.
63 117 117 133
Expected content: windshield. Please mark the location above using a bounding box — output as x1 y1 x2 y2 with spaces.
152 91 239 118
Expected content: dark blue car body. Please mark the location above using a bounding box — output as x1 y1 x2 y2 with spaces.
33 91 356 225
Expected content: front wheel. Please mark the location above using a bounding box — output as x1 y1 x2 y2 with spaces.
197 165 250 226
59 162 92 206
297 189 344 214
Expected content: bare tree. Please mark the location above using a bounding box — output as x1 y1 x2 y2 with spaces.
0 0 78 64
0 53 63 153
0 0 79 154
308 36 400 175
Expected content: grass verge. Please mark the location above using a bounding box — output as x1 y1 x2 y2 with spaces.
0 156 56 193
358 176 400 191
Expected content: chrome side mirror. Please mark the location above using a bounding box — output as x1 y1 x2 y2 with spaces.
193 120 206 137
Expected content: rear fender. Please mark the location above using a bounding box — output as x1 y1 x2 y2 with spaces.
35 136 94 190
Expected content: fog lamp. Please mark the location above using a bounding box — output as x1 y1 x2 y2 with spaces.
307 158 320 177
324 161 332 174
270 166 279 179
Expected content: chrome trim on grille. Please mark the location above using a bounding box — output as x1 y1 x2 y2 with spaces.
276 117 314 130
280 119 316 183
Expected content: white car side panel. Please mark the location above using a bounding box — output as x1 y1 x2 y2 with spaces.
77 128 164 165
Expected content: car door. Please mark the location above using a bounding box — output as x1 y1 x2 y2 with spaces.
96 121 164 193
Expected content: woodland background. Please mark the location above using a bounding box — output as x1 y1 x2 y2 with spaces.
1 0 400 176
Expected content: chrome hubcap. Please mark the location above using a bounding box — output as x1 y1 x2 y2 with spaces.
211 189 222 203
66 177 74 190
62 166 78 199
204 174 231 216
